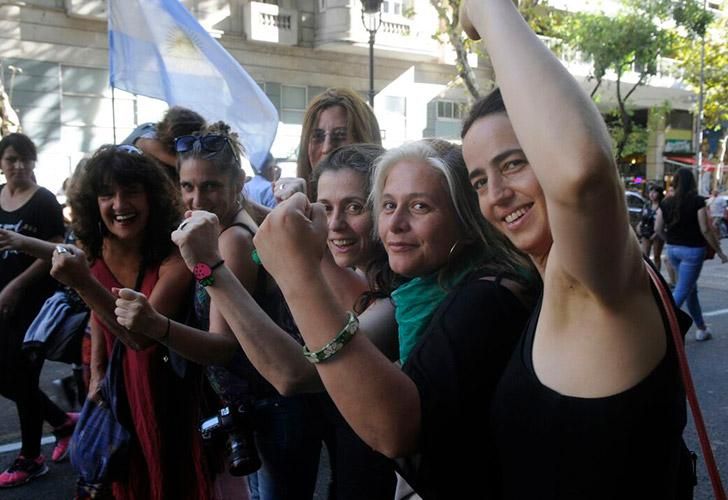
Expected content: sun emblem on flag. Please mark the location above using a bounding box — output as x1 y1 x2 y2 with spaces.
165 27 203 59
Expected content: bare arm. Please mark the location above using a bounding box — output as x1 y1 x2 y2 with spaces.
0 229 62 261
462 0 641 299
87 317 108 401
699 207 728 263
254 195 420 457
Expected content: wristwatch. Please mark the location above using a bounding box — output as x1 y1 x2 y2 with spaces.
193 259 225 287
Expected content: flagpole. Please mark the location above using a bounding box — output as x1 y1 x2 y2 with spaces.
111 85 117 144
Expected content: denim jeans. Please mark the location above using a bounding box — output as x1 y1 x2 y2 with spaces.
666 244 706 329
248 393 320 500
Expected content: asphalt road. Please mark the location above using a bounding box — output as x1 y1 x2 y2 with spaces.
1 243 727 499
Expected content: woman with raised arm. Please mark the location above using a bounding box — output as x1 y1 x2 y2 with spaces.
50 146 211 499
251 140 536 499
117 143 398 500
457 0 695 497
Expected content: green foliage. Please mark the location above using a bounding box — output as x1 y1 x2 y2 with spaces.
675 15 728 129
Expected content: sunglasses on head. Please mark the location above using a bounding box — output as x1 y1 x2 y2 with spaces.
175 134 240 165
115 144 143 155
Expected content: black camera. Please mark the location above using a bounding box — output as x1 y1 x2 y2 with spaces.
200 403 261 476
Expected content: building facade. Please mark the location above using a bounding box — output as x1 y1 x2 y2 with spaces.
0 0 708 193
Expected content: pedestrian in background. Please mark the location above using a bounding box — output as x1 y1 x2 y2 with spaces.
656 167 728 342
0 133 75 488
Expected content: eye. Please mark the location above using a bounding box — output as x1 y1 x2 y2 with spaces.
345 202 364 215
411 201 429 213
472 177 488 191
180 183 193 193
321 202 333 213
502 159 527 173
381 200 396 213
311 130 326 144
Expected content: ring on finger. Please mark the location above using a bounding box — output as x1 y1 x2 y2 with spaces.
55 245 69 254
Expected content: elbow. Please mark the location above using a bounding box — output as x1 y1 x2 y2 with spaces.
373 432 418 459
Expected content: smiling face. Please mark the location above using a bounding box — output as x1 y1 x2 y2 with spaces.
308 105 351 169
317 168 373 270
179 157 240 224
97 181 149 243
462 113 551 260
377 159 460 278
1 146 35 189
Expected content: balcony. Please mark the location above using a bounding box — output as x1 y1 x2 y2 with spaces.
244 1 299 46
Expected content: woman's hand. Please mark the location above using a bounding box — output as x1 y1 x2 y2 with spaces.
458 0 482 40
114 287 168 340
171 211 223 271
50 245 90 290
274 177 306 204
253 193 328 289
0 228 26 252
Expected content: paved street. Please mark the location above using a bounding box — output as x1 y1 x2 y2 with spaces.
1 242 727 499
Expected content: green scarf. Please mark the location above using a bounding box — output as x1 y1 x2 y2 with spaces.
392 266 473 363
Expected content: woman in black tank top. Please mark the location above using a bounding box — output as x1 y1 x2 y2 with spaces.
458 1 692 497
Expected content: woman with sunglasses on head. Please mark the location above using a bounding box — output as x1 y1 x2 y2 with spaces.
115 123 323 500
120 142 400 499
454 1 694 497
0 133 75 488
50 145 211 499
250 139 537 499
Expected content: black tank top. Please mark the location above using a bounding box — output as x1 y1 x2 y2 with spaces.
490 269 692 499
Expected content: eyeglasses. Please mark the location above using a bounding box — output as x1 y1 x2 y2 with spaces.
175 134 240 164
115 144 143 155
311 128 349 146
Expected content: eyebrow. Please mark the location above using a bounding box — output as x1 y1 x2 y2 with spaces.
468 148 525 181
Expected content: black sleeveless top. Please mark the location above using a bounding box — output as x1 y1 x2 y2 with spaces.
490 270 691 500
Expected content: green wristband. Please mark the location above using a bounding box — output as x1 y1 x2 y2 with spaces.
302 311 359 364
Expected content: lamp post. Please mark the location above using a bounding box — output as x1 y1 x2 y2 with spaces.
695 0 707 193
361 0 383 107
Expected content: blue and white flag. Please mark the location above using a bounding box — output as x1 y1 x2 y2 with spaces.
108 0 278 169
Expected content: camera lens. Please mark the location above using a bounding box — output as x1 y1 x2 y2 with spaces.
228 430 261 476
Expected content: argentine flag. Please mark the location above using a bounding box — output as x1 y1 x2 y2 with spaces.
108 0 278 170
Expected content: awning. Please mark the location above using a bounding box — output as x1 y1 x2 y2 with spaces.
664 155 722 172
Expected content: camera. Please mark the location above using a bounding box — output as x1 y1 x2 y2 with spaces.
200 403 261 476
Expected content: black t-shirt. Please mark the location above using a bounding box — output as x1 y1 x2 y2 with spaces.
0 185 64 290
660 194 706 247
399 272 531 499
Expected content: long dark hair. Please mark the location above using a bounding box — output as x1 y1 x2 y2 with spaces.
68 145 182 265
666 167 698 230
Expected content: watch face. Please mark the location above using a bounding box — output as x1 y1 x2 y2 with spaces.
193 262 212 281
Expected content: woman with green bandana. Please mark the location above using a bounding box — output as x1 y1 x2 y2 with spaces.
252 138 539 499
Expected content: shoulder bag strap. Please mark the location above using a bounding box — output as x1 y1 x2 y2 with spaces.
644 263 727 500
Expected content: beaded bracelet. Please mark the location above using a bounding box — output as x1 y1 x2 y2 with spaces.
302 311 359 364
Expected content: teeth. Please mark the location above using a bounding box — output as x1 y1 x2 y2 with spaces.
115 214 135 221
332 239 355 247
504 207 528 224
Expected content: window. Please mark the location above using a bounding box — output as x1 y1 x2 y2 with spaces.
669 110 692 131
281 85 307 124
382 0 404 16
436 100 465 120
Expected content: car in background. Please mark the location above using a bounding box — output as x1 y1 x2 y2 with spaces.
625 191 646 231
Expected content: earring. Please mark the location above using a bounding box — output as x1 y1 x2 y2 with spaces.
448 240 462 260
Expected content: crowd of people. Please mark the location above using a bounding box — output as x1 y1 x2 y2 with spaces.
0 1 725 498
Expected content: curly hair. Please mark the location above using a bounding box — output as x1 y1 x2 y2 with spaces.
156 106 207 155
297 88 382 198
68 145 183 264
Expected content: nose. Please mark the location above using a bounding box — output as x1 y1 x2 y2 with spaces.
488 175 513 205
387 205 409 234
321 135 335 155
328 207 347 232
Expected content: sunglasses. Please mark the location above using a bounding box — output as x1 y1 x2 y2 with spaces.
311 128 349 146
174 134 239 163
115 144 143 155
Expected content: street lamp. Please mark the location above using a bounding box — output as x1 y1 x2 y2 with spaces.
361 0 383 107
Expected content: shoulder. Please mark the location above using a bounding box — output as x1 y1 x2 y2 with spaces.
219 222 255 251
33 187 61 206
159 251 190 277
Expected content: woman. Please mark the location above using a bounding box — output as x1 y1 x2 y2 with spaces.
640 185 665 271
0 133 75 488
251 140 535 499
296 88 381 197
458 0 699 497
656 168 727 342
116 142 397 499
51 146 211 499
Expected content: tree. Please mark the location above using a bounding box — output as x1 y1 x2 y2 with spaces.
559 0 709 161
431 0 558 102
676 14 728 165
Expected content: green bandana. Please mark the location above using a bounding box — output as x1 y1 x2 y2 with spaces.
392 266 473 363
